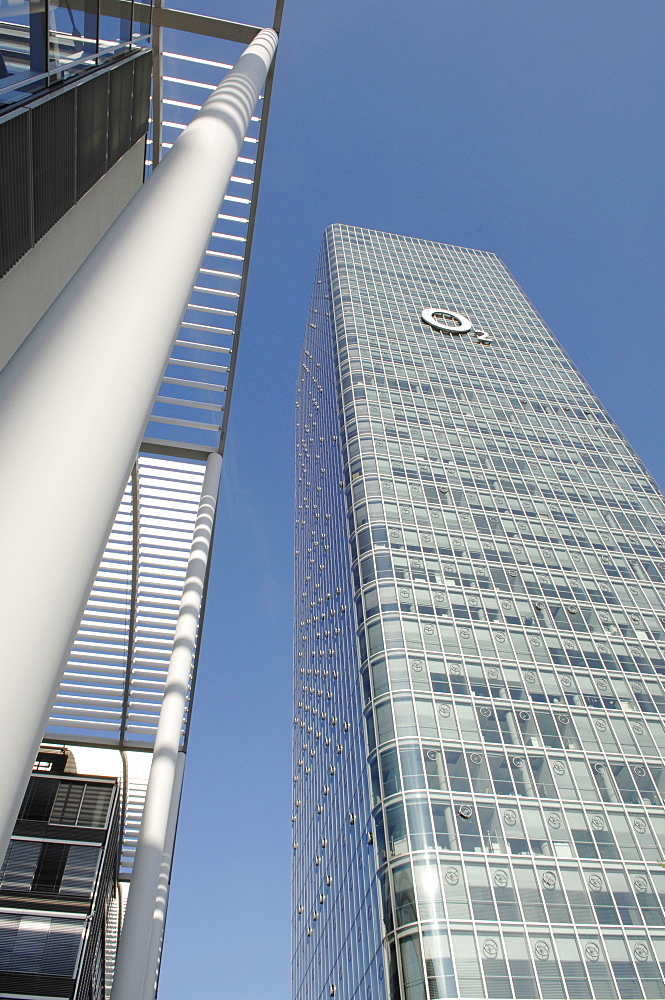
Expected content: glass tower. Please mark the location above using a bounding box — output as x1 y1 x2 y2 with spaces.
293 224 665 1000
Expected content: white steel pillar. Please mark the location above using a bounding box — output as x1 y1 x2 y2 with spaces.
111 450 222 1000
0 28 277 862
142 750 185 1000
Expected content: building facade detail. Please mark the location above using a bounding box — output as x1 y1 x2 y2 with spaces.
0 747 120 1000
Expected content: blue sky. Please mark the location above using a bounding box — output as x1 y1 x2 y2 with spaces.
158 3 665 998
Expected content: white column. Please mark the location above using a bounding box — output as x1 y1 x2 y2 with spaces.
111 451 221 1000
0 28 277 862
142 750 185 1000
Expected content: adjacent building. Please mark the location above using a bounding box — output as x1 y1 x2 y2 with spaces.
0 747 120 1000
293 225 665 1000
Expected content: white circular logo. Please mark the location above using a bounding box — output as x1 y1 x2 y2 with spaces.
421 307 473 335
585 942 600 962
483 939 498 959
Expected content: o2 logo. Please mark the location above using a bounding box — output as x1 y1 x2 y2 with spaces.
421 307 492 343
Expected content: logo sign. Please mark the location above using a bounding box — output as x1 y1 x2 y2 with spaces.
421 308 493 342
483 939 498 959
445 867 459 885
585 943 600 962
421 308 472 334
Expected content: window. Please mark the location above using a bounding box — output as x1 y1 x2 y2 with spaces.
0 914 83 976
50 781 113 828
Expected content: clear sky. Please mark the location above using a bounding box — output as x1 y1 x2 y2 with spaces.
158 3 665 998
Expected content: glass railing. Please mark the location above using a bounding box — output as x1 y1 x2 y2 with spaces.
0 0 151 111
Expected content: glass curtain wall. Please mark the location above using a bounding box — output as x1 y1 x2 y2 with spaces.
294 224 665 1000
293 240 384 1000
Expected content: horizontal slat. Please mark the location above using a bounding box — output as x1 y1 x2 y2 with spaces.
155 395 223 412
149 414 222 431
178 325 234 340
186 303 236 316
162 375 226 393
166 357 230 373
162 51 233 69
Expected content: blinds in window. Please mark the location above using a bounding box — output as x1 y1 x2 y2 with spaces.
0 914 84 976
0 840 41 892
50 782 113 828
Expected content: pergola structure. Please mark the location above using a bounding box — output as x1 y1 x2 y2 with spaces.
0 1 282 996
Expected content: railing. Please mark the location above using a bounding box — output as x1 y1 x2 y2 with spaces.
0 48 151 277
0 12 151 110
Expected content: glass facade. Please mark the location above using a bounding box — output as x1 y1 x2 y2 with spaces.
293 224 665 1000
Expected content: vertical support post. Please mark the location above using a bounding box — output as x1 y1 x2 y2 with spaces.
0 28 277 867
151 0 163 167
29 0 48 74
110 452 222 1000
142 750 185 1000
83 0 99 54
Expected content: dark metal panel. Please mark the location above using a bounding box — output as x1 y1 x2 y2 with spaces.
0 971 76 998
76 72 110 200
0 109 33 278
130 50 152 145
31 88 77 242
108 57 135 166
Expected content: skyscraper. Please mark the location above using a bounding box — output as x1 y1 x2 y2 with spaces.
293 225 665 1000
